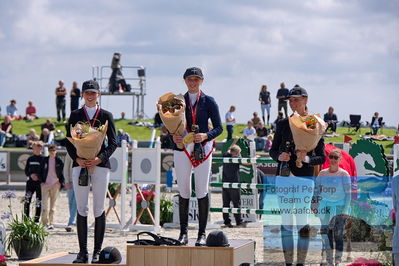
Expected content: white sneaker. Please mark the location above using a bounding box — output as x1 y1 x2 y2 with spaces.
47 224 54 230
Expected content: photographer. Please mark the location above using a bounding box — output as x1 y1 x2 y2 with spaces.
172 67 222 246
108 52 129 93
269 85 325 266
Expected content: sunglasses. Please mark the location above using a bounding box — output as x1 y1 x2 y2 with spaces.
49 149 56 152
328 155 340 160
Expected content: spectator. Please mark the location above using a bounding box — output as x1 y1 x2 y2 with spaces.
63 153 77 232
251 112 261 127
255 121 268 151
222 145 243 227
225 105 236 140
276 82 289 118
259 85 271 125
265 134 273 152
27 128 40 148
116 129 131 148
25 101 38 121
24 141 44 222
271 111 284 132
40 144 65 229
55 80 67 122
121 112 126 120
243 121 256 141
315 149 351 266
41 119 56 132
160 126 174 150
370 112 382 135
0 115 13 147
323 106 338 133
6 99 22 120
70 81 81 112
40 128 54 145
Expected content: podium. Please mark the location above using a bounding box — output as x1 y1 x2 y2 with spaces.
126 239 254 266
20 239 254 266
19 252 126 266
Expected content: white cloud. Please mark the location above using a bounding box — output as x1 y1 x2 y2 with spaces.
12 0 125 49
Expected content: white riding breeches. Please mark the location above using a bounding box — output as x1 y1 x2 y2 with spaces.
72 166 110 218
173 150 211 199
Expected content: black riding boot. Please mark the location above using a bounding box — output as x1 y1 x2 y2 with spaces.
73 214 88 263
92 211 106 263
196 194 209 246
178 196 189 245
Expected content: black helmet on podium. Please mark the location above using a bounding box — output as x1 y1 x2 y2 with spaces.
206 230 230 247
98 246 122 264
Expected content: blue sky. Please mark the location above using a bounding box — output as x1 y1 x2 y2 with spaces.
0 0 398 127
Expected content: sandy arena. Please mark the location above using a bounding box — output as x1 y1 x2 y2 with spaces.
1 190 389 266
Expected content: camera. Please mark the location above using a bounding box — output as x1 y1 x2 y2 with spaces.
192 124 205 161
279 141 292 176
78 168 89 186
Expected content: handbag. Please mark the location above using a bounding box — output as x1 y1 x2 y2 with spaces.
127 231 182 246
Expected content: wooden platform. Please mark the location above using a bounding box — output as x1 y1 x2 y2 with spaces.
19 252 127 266
127 239 255 266
19 239 254 266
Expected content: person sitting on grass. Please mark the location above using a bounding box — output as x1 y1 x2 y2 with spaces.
25 101 38 121
0 115 13 148
40 128 54 145
243 120 256 141
27 128 40 149
41 119 56 132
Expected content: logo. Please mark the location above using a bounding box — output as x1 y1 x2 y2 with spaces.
349 139 389 193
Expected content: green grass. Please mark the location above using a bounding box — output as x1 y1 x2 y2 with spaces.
3 117 396 154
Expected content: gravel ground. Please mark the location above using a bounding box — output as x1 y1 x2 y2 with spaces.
0 190 389 266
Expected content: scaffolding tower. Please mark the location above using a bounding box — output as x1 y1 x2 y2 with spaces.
92 65 147 119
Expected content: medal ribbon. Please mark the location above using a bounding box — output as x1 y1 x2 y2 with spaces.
83 105 101 127
189 91 201 127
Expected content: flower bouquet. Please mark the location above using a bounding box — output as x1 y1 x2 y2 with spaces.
67 120 108 174
289 112 326 168
156 92 186 149
0 254 6 266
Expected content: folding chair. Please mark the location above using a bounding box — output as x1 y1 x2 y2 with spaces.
347 115 361 132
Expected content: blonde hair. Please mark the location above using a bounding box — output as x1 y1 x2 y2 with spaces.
329 148 342 157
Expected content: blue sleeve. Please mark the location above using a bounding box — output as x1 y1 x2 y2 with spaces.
206 97 223 141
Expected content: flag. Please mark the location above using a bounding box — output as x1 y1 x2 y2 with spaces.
344 135 352 143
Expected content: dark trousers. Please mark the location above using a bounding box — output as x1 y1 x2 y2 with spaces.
326 122 337 132
278 101 288 118
222 188 242 225
71 100 79 112
56 98 66 121
24 179 42 222
226 125 234 140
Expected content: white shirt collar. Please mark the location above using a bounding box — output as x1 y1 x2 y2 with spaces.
188 92 198 106
84 105 98 120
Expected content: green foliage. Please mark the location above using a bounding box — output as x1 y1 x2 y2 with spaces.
108 183 120 197
5 215 48 254
160 196 173 226
135 194 173 226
